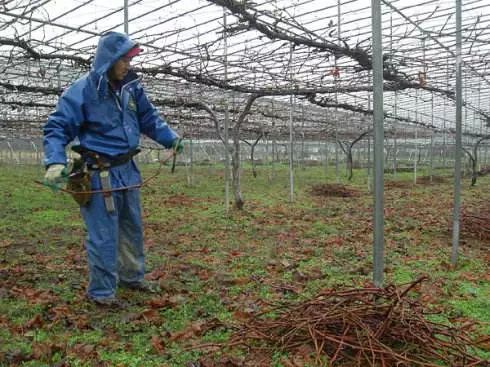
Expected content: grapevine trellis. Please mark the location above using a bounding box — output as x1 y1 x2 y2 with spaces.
1 0 489 280
0 0 488 140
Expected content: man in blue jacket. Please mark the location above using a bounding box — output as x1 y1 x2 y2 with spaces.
43 31 182 307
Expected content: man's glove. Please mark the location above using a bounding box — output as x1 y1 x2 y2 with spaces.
43 164 67 191
172 138 184 154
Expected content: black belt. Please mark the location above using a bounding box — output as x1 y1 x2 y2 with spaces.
72 146 140 170
88 150 140 170
105 150 140 167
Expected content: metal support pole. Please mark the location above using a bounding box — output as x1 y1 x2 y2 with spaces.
188 136 194 186
335 121 339 182
123 0 129 34
367 136 371 192
335 0 341 183
462 74 468 176
271 101 276 179
390 12 397 178
414 125 418 184
477 77 482 171
393 91 397 177
31 141 39 165
443 60 449 169
288 43 295 203
27 20 32 77
371 0 385 287
430 94 434 181
223 10 230 212
414 40 421 184
451 0 463 266
7 142 19 164
325 134 329 176
301 105 305 170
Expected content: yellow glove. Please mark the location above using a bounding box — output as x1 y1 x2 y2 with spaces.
43 164 67 191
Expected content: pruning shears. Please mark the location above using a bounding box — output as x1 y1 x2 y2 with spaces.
171 138 183 174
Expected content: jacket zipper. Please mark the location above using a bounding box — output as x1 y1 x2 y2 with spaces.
113 77 139 112
111 90 123 111
121 77 139 92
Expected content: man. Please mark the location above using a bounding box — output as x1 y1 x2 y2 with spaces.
43 31 183 307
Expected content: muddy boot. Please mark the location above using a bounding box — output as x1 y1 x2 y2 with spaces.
88 296 129 309
120 280 160 293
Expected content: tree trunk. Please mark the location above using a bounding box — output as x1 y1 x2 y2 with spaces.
231 132 243 209
347 149 353 181
203 93 259 211
471 148 477 187
251 144 257 178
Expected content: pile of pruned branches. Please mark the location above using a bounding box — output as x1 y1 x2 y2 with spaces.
227 277 487 366
310 183 359 197
461 204 490 241
384 180 412 189
477 166 490 176
416 175 447 184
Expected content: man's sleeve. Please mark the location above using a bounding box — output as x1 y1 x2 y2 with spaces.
43 87 84 167
134 83 178 148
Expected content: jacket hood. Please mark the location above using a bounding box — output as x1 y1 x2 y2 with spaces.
92 32 137 76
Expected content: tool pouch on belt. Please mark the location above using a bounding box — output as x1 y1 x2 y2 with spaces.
69 146 140 212
66 158 91 206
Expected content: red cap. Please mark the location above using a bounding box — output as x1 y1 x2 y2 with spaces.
125 46 143 58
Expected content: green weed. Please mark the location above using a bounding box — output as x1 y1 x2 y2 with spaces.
0 164 487 365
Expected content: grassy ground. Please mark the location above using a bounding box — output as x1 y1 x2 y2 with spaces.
0 161 488 366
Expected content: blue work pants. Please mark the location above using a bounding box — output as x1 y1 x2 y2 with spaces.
80 161 144 300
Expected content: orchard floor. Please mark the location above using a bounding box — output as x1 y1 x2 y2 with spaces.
0 162 488 366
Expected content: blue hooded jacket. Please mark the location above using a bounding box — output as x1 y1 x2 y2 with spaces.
43 31 178 166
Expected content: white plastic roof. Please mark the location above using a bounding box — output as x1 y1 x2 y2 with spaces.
0 0 489 139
